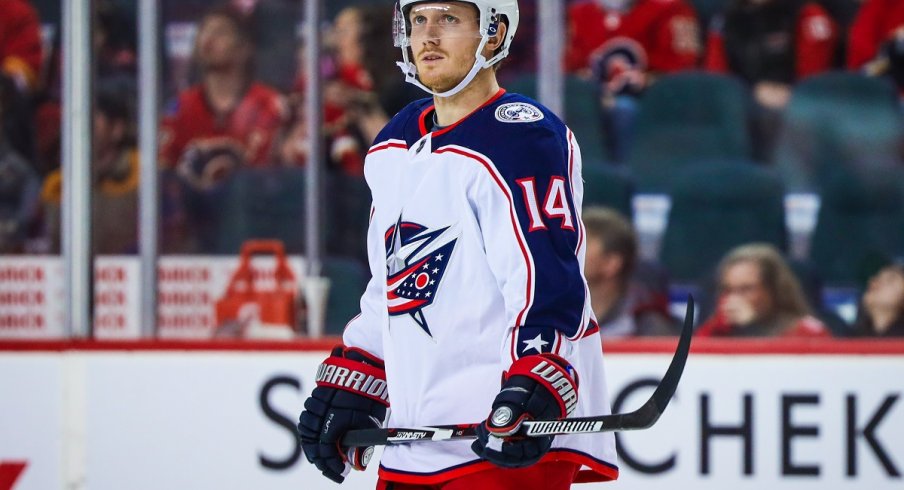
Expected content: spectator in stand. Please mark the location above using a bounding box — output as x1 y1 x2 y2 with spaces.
0 88 40 253
0 0 42 95
158 5 288 253
0 0 43 165
565 0 701 163
40 89 139 255
853 260 904 337
354 5 423 118
281 6 389 177
28 0 135 180
704 0 838 162
95 0 138 84
847 0 904 96
282 5 398 261
697 243 831 338
584 207 678 337
158 5 288 184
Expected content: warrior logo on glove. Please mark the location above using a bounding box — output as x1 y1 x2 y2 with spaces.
472 353 581 468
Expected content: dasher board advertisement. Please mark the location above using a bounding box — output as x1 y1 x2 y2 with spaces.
0 349 901 489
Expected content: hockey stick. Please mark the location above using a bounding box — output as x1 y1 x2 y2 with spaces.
342 296 695 447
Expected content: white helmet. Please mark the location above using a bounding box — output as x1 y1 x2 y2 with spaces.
393 0 520 97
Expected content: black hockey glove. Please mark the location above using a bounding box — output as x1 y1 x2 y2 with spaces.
472 353 579 468
298 346 389 483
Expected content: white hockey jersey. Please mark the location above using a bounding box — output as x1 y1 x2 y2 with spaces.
343 89 619 485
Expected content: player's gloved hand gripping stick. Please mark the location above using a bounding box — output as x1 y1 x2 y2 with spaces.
298 346 389 483
342 296 695 447
472 352 580 467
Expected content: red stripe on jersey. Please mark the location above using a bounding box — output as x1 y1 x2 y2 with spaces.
418 105 432 135
434 146 534 355
568 130 584 256
419 89 507 137
568 129 589 340
342 313 362 333
368 141 408 154
383 222 425 242
582 318 600 338
387 256 431 291
388 299 428 314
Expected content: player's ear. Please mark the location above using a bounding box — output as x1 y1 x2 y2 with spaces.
486 19 506 51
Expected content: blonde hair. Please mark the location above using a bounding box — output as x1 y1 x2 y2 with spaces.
717 243 811 317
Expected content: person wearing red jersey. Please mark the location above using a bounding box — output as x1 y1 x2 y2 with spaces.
158 5 287 253
704 0 838 161
696 244 831 338
565 0 700 163
158 5 287 187
0 0 42 166
847 0 904 94
565 0 700 84
0 0 43 94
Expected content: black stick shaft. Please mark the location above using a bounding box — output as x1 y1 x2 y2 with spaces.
342 297 695 447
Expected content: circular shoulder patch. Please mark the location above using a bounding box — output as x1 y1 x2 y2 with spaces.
495 102 545 123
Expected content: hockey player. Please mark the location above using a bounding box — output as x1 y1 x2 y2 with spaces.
298 1 618 488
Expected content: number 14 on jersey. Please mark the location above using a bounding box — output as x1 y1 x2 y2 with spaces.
516 177 575 232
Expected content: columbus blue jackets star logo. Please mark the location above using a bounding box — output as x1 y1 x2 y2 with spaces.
385 216 459 337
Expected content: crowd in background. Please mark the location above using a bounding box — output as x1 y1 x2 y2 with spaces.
0 0 902 338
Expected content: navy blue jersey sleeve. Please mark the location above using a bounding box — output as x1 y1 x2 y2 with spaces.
467 120 590 362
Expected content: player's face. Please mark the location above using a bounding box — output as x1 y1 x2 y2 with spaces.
407 2 483 92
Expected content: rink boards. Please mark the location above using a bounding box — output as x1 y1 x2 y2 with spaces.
0 342 902 490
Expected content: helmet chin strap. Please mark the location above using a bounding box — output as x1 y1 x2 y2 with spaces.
398 32 495 98
396 54 490 98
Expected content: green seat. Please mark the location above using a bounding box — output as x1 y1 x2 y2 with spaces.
774 72 904 191
215 167 306 255
581 163 634 219
810 165 904 286
661 162 786 282
322 257 369 336
506 74 608 164
629 72 751 193
772 72 904 285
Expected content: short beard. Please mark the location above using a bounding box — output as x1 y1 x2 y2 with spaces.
423 76 459 93
416 67 463 93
